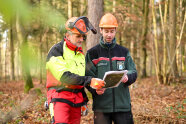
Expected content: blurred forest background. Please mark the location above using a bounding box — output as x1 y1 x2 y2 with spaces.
0 0 185 123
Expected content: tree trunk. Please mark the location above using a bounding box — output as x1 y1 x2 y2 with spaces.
0 42 2 81
169 0 178 77
119 31 122 45
151 0 160 84
80 0 87 52
159 0 168 84
177 11 186 77
39 0 43 84
22 37 34 93
16 15 33 93
86 0 103 50
184 44 186 73
130 3 135 64
80 0 85 15
179 0 185 76
182 0 186 76
68 0 73 18
141 0 149 77
46 34 49 54
39 32 43 84
4 36 8 83
15 15 21 81
113 0 116 13
10 20 15 80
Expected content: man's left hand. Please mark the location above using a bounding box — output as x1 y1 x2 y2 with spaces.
96 88 106 95
122 75 128 83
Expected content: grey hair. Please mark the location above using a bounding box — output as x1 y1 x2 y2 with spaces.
66 31 73 35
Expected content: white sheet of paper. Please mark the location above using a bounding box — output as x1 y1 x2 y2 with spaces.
103 70 128 88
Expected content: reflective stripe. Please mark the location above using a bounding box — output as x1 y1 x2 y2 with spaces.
49 103 54 118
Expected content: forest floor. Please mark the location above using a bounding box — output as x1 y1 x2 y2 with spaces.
0 76 185 124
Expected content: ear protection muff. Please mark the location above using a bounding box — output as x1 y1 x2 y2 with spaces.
68 22 74 29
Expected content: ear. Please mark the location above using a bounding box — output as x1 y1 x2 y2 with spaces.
115 27 117 32
100 28 103 34
65 33 70 40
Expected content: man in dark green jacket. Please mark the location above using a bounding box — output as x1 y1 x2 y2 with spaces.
85 13 137 124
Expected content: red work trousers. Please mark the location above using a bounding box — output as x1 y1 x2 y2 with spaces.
53 102 81 124
47 89 83 124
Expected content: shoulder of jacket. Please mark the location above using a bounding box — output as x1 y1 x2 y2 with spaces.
46 41 64 61
115 44 129 52
86 44 101 61
87 44 100 53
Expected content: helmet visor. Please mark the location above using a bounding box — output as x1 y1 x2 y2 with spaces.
73 16 97 34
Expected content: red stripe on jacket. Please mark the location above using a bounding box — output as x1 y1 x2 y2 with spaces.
92 57 125 65
112 57 125 61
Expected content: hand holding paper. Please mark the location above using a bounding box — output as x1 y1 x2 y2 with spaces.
122 75 128 83
96 88 106 95
90 78 105 90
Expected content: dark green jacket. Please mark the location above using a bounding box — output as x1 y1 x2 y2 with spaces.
85 37 137 112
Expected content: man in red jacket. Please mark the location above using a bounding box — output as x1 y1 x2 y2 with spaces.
46 16 105 124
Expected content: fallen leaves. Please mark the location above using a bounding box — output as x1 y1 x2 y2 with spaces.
0 77 185 123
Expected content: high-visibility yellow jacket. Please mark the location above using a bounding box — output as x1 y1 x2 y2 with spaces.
46 38 91 106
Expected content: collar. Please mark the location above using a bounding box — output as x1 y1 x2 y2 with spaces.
64 38 84 55
99 36 116 49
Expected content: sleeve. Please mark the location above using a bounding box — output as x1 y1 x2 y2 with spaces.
46 56 92 87
85 52 97 77
124 52 137 86
85 52 98 96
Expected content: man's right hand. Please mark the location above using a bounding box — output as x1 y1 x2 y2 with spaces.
90 78 105 90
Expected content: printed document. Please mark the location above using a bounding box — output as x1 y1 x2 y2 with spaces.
103 70 128 88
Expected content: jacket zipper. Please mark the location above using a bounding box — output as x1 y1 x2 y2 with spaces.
108 48 113 70
109 48 115 112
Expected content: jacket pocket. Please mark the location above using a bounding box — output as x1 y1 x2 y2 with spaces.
112 60 126 71
115 85 131 109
